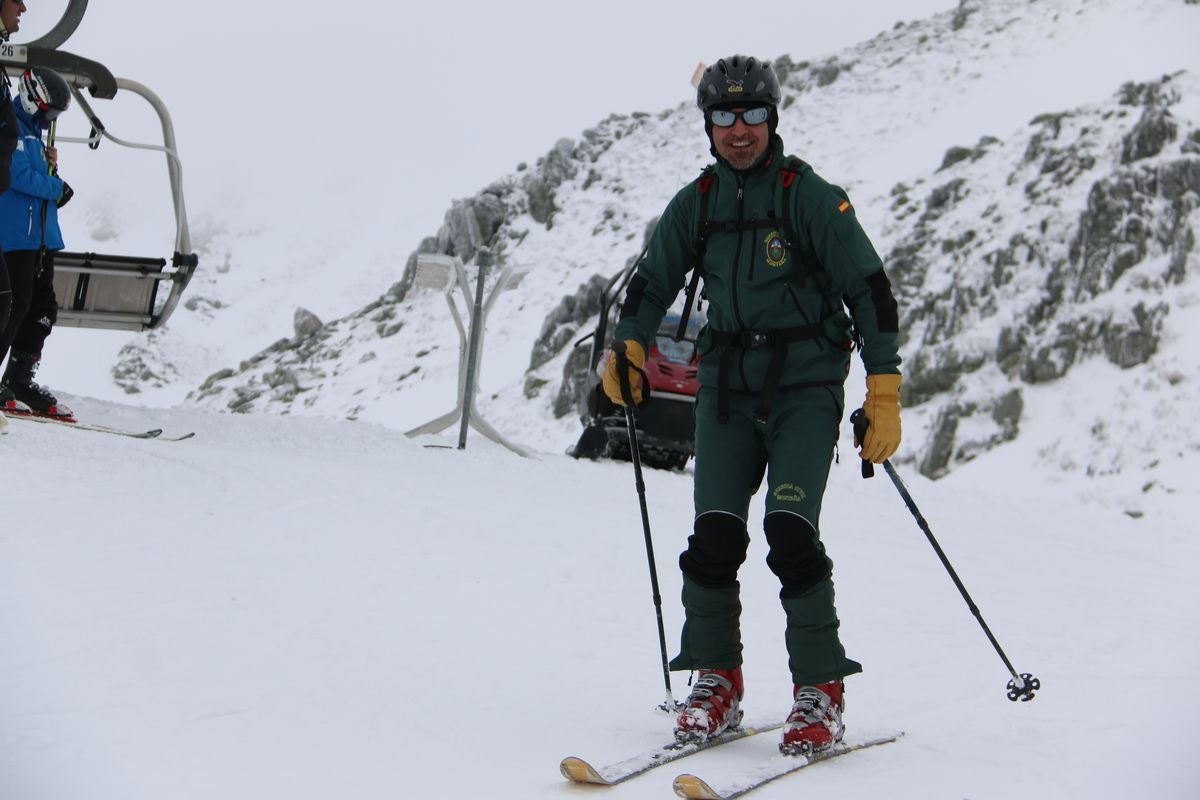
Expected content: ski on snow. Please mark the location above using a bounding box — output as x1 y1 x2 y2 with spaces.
672 731 904 799
560 720 784 787
2 411 195 441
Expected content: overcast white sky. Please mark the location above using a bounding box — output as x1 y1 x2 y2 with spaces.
27 0 956 240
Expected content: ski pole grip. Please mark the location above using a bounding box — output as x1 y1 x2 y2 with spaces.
849 408 875 479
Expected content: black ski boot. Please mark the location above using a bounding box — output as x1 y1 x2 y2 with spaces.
0 382 33 415
2 351 73 419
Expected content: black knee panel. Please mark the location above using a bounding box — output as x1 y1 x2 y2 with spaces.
763 512 832 598
679 513 750 588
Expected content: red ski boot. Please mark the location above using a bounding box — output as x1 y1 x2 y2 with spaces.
675 667 744 743
780 679 845 756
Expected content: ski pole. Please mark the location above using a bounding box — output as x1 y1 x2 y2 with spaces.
613 340 680 713
37 120 58 275
850 409 1040 702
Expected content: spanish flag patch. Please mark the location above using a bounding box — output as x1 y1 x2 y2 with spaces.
837 200 852 214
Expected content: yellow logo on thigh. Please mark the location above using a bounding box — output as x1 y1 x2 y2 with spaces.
773 483 807 502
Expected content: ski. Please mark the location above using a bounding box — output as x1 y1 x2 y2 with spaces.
2 411 195 441
560 721 784 787
672 731 904 799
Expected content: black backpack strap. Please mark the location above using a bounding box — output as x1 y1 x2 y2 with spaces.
708 325 826 423
705 218 778 234
677 166 716 339
777 157 812 289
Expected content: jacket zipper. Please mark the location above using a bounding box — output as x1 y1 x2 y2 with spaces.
784 282 816 321
27 206 33 237
730 177 754 390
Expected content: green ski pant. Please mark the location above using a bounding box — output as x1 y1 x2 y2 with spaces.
668 385 863 685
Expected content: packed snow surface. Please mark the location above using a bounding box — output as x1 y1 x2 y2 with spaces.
1 395 1197 799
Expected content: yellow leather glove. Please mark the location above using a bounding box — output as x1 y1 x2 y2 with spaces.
859 373 902 464
601 340 646 406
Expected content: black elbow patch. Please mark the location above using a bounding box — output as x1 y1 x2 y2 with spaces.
619 274 649 320
866 269 899 333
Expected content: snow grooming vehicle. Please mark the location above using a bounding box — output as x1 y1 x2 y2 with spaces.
0 0 199 332
571 261 702 472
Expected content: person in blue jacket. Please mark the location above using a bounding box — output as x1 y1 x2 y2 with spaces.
0 1 27 426
0 66 73 418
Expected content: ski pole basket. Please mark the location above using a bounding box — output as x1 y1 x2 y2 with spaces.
0 0 200 332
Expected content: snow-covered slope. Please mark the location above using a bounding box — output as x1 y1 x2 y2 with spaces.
1 400 1197 799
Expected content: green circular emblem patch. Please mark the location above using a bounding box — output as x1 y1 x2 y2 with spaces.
764 231 788 268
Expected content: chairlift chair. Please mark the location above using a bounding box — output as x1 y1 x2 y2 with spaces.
0 0 198 332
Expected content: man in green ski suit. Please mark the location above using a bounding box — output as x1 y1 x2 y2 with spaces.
602 55 902 756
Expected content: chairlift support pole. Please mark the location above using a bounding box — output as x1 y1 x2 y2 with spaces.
405 252 530 457
458 249 490 450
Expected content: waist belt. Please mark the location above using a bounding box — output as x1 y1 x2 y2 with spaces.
708 325 824 424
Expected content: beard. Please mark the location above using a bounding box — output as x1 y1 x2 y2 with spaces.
714 133 767 170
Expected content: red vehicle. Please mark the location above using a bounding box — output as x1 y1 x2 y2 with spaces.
571 264 702 471
645 329 701 397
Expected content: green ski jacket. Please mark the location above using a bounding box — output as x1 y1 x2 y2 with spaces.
614 137 901 399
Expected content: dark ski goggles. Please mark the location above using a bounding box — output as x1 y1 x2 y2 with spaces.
36 105 66 122
709 106 770 128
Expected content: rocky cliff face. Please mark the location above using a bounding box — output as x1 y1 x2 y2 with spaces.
885 74 1198 476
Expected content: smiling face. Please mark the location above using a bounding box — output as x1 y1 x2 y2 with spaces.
0 0 25 35
710 107 770 170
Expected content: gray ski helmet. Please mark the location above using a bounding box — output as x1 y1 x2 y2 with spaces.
696 55 781 112
19 67 72 123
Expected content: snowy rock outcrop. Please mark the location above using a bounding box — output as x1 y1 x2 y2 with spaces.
888 74 1199 476
189 111 663 420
